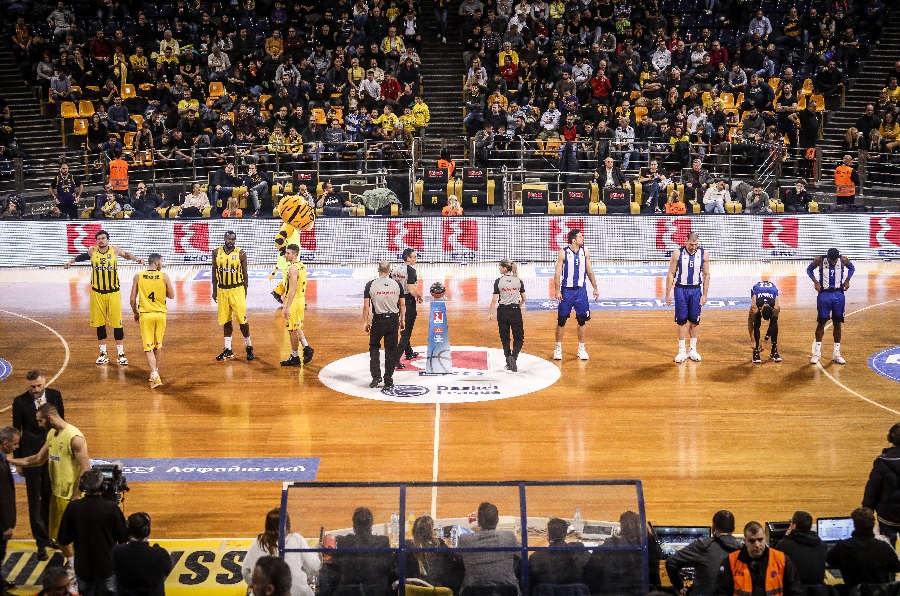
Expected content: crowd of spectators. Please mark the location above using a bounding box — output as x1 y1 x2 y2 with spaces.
455 0 886 185
6 0 435 195
841 61 900 186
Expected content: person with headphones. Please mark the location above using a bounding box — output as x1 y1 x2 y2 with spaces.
112 512 173 596
56 469 127 596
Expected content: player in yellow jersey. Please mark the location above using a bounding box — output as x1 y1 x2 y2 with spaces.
9 404 90 576
64 229 144 365
129 253 175 388
280 244 314 366
212 231 254 361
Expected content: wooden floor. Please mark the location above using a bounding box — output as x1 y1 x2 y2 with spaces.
1 260 899 539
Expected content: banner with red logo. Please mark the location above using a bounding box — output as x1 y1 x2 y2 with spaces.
0 215 897 267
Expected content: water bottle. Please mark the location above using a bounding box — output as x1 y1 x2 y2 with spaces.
573 509 583 533
390 512 400 546
450 524 459 548
407 511 415 535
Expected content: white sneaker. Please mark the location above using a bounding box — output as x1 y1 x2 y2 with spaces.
674 350 688 363
553 346 562 360
688 349 702 362
117 354 129 365
96 352 109 364
833 353 846 365
810 352 821 364
577 346 589 360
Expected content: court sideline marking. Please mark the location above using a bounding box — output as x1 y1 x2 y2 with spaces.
431 403 441 519
818 298 900 416
0 310 71 413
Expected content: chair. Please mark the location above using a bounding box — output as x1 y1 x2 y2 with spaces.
77 100 95 118
720 92 735 108
600 185 633 214
405 584 453 596
120 83 137 100
72 118 88 138
414 167 456 210
312 107 327 125
459 167 495 209
60 101 79 119
768 77 781 90
207 81 225 106
634 106 648 121
810 93 826 111
514 183 550 214
560 183 600 214
130 114 143 129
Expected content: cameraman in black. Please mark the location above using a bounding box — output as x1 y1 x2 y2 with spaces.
57 469 126 596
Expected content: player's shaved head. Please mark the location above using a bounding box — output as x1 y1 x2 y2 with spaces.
148 253 162 266
378 261 391 274
687 232 699 242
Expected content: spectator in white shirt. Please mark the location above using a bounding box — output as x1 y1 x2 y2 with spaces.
651 41 671 72
537 101 561 139
614 116 636 170
702 179 729 213
748 10 772 39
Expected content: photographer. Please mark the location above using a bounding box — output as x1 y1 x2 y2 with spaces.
57 469 127 596
112 512 172 596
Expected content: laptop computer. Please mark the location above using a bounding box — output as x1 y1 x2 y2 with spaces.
653 526 712 559
816 517 854 543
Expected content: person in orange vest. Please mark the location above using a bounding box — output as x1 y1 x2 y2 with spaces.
108 148 129 194
833 154 859 212
715 521 802 596
441 194 463 216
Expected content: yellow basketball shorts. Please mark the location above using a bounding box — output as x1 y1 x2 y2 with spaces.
89 290 123 328
49 495 71 541
139 312 167 351
285 298 305 331
217 286 248 325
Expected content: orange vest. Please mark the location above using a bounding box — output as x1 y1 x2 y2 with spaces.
109 159 129 191
728 549 786 596
437 159 456 177
834 164 855 197
666 201 687 214
442 205 464 216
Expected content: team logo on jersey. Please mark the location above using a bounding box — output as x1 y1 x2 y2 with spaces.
173 222 210 256
442 220 478 252
66 223 103 254
870 217 900 251
655 219 691 251
548 218 585 251
387 221 423 253
319 346 561 404
762 217 799 249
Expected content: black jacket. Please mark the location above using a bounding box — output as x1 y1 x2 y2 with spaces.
331 533 395 596
12 388 64 457
665 533 742 595
0 454 15 534
112 540 173 596
58 495 127 581
714 546 802 596
826 530 900 589
529 539 589 590
863 445 900 524
776 530 828 585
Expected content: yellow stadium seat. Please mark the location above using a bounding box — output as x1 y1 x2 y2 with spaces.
77 100 95 118
810 94 825 111
312 107 327 125
120 84 137 100
72 118 88 136
131 114 143 129
60 102 79 119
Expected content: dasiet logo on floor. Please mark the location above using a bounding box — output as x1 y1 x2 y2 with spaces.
529 298 748 310
437 382 501 396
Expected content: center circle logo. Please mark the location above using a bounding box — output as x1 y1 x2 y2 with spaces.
318 346 562 403
869 346 900 383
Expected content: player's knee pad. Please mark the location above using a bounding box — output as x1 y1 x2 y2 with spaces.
576 314 588 326
96 326 107 340
557 316 569 327
113 327 124 341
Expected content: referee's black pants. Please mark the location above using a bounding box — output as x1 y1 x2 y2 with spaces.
370 313 400 382
397 298 417 359
497 304 524 359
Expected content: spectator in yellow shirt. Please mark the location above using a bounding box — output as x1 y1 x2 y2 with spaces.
381 26 405 71
498 42 519 67
373 105 399 134
399 106 417 146
265 30 284 63
412 96 430 131
882 77 900 104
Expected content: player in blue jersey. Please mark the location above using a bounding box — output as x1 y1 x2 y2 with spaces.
748 281 782 363
553 229 600 361
807 248 855 365
665 232 710 363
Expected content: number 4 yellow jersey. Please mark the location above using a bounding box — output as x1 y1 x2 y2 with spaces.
137 270 168 314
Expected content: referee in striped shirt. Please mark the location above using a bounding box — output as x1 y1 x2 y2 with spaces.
489 259 526 372
363 262 406 390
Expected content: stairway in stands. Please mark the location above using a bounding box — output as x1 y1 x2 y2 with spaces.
812 10 900 210
0 47 68 195
417 0 468 164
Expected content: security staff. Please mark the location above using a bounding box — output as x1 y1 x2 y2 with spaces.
748 281 781 364
392 248 423 368
834 155 859 211
715 521 802 596
488 259 526 372
362 261 405 390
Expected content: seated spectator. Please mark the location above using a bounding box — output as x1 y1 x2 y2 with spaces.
179 182 210 217
637 160 667 214
782 180 812 213
243 163 272 217
747 182 771 214
827 507 900 590
683 159 712 203
474 124 495 167
666 189 687 214
776 511 827 586
595 156 627 189
404 516 462 594
715 521 802 596
323 119 348 161
442 194 464 216
107 96 135 133
328 507 394 596
458 502 519 594
130 182 165 219
585 511 650 595
317 182 355 216
242 508 321 596
222 196 243 219
702 179 729 214
529 517 588 589
666 510 741 596
1 197 23 220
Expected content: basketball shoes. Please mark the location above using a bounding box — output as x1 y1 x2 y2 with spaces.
96 352 109 364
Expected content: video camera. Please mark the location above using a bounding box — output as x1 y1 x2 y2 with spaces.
91 463 130 504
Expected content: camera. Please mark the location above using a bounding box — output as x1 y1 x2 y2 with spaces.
91 463 130 504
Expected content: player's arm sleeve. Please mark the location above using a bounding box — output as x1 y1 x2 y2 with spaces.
806 259 819 280
845 258 855 279
72 253 90 262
